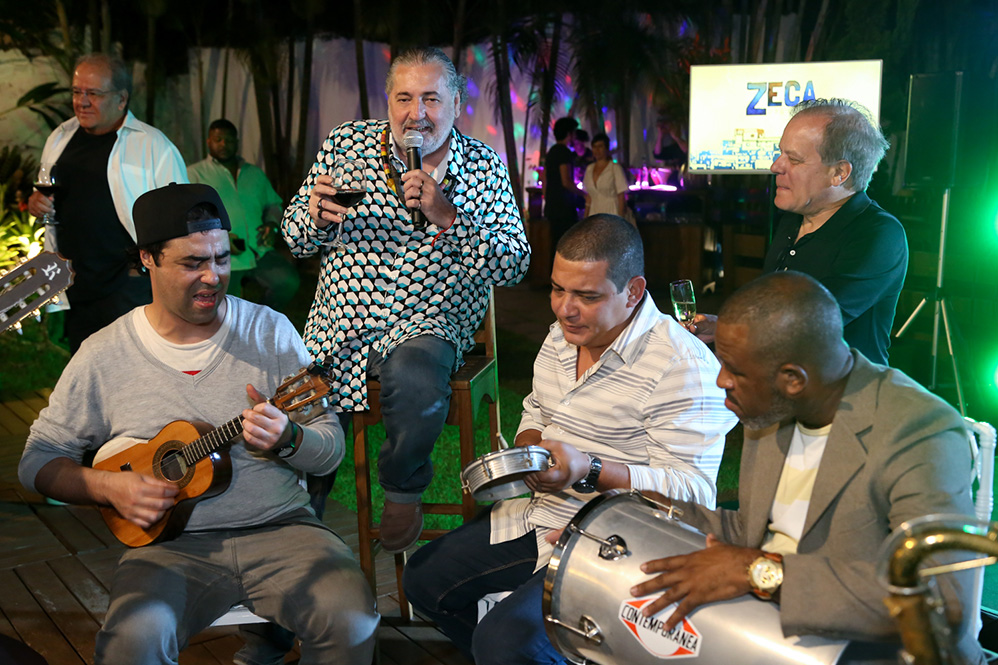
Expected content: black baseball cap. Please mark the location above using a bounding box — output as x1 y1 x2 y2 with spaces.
133 182 231 246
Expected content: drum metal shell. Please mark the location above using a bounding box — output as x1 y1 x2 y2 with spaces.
543 490 848 665
460 446 553 502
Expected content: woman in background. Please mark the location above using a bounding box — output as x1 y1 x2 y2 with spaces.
582 133 632 223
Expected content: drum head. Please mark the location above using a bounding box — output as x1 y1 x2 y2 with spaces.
461 446 552 502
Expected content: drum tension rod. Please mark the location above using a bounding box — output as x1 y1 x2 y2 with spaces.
545 615 604 645
567 523 631 560
639 491 684 520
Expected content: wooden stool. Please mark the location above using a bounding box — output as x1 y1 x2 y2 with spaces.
353 290 503 620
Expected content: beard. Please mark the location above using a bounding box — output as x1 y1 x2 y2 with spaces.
739 389 796 430
409 123 450 156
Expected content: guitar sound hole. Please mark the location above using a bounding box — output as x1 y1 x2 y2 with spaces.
160 450 188 482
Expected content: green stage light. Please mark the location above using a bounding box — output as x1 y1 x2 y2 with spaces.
987 355 998 407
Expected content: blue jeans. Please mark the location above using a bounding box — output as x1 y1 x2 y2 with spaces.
369 334 455 502
403 507 568 665
307 334 455 514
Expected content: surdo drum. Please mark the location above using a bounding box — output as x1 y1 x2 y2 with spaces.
543 490 848 665
460 446 554 502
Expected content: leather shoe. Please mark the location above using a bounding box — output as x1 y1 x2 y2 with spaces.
379 499 423 553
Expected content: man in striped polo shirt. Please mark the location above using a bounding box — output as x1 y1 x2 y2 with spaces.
404 214 736 665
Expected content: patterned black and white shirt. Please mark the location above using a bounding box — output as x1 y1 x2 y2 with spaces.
282 120 530 411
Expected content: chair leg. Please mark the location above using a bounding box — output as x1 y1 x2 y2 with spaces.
394 551 411 622
455 393 478 524
354 415 377 594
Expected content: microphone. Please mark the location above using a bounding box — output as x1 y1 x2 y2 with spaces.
403 129 427 229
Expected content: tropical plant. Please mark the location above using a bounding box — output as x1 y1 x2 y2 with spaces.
0 184 44 271
0 145 38 212
0 82 72 131
567 5 691 168
483 2 565 214
501 10 570 194
650 29 729 155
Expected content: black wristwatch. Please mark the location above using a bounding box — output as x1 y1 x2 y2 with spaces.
571 454 603 493
276 441 298 459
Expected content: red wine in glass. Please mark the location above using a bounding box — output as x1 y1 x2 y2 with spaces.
332 190 365 208
34 163 59 226
322 158 365 254
33 182 60 197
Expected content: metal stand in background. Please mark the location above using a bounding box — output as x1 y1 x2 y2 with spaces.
894 187 966 415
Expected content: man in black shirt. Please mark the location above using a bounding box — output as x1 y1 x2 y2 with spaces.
689 99 907 365
27 53 187 353
543 117 582 246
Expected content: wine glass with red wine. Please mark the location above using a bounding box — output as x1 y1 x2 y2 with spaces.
322 157 366 254
34 162 59 226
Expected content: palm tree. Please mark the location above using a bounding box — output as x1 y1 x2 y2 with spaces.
532 12 565 161
483 1 573 214
501 9 570 183
138 0 168 124
354 0 371 119
490 26 523 213
568 4 684 168
293 0 322 181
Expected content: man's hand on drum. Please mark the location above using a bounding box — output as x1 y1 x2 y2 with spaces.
523 439 591 493
629 534 765 632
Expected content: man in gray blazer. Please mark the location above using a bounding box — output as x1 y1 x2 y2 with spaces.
631 271 985 664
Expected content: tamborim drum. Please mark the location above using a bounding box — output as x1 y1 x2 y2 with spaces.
460 446 553 502
543 490 848 665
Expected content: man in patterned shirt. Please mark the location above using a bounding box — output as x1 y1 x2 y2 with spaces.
282 47 530 552
402 214 735 665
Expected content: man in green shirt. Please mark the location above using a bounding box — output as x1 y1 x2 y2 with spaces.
188 119 299 310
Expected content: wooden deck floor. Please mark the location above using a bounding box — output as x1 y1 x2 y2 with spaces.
0 389 471 665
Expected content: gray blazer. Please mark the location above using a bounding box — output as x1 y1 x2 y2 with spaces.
675 352 985 664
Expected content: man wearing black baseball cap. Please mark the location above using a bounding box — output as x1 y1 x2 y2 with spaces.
19 183 377 664
132 182 233 335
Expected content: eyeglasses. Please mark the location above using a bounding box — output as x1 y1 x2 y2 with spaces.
71 88 116 100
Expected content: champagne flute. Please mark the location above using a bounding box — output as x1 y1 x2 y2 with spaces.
670 279 696 326
34 162 59 226
321 157 366 254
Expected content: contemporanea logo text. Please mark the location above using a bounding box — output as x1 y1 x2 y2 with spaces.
619 597 701 659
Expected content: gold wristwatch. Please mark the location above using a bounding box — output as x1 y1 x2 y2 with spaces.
748 551 784 600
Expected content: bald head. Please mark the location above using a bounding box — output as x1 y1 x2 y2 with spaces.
719 272 847 373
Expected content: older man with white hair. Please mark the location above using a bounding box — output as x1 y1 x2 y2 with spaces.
689 99 907 366
283 46 530 551
27 53 187 353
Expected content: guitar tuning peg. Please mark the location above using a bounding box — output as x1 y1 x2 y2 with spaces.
34 312 42 323
307 360 329 376
13 322 23 334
